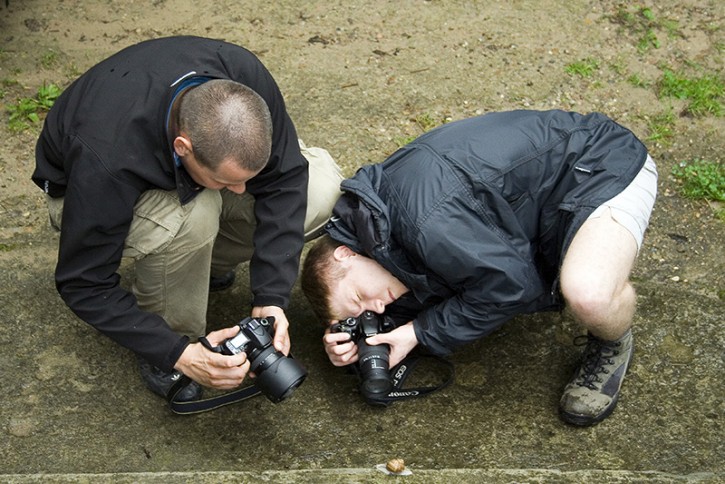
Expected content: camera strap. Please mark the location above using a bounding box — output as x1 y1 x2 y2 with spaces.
360 353 455 407
165 374 263 415
162 335 266 414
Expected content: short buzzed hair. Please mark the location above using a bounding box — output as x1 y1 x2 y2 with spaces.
301 235 348 322
178 79 272 171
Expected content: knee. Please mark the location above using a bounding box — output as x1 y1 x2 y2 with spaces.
302 144 343 238
178 189 222 247
305 175 343 239
561 277 634 323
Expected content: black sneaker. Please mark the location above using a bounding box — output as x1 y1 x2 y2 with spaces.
559 329 633 426
137 357 202 402
210 270 235 292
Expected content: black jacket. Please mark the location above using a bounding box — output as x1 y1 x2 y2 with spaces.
33 36 308 371
326 110 648 356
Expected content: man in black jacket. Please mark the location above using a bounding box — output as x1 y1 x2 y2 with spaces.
33 36 342 401
301 110 657 426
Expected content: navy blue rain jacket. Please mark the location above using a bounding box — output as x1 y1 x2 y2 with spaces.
326 110 648 356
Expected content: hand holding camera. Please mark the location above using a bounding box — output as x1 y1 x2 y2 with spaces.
174 326 251 390
206 316 308 403
330 311 396 400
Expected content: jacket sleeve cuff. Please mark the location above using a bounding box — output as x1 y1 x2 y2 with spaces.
413 319 451 357
160 336 190 373
251 294 289 310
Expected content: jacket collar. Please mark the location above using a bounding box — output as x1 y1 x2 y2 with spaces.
165 74 212 204
328 164 390 254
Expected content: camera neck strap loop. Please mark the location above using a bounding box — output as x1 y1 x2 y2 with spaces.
165 335 264 415
166 374 263 415
360 353 455 407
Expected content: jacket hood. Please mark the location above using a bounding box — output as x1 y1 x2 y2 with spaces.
328 163 391 256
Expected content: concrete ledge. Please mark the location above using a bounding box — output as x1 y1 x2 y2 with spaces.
3 469 723 484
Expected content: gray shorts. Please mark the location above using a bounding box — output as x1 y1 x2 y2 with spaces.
587 154 658 250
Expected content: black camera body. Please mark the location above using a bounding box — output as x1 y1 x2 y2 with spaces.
331 311 395 400
222 316 307 403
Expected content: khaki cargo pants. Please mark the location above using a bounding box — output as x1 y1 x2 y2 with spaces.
47 141 343 340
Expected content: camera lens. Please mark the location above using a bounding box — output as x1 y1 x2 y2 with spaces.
250 346 308 403
356 339 393 398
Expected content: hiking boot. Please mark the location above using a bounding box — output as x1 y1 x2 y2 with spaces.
210 270 235 292
137 357 202 402
559 329 633 426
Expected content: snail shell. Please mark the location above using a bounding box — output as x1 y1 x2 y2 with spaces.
386 458 406 473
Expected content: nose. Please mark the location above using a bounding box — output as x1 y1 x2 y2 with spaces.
359 299 385 316
226 183 246 194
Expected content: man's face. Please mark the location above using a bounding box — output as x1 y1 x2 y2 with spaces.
174 135 261 194
327 247 408 320
182 153 260 194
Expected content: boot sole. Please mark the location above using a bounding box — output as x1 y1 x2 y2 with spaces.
559 395 619 426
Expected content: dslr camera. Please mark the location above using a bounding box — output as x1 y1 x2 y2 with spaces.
331 311 395 400
221 316 307 403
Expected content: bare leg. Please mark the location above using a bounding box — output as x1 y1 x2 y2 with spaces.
558 208 639 426
560 208 638 340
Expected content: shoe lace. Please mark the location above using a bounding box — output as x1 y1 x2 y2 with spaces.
572 334 621 390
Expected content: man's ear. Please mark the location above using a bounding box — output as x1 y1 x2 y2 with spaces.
332 245 357 261
173 134 193 157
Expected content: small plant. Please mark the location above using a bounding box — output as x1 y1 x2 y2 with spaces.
609 57 627 76
393 113 448 148
40 49 59 69
659 18 680 38
0 243 18 252
628 74 650 88
637 29 660 52
659 69 724 116
645 110 675 143
672 159 725 202
565 58 599 78
6 82 62 131
393 135 417 147
611 6 678 53
414 113 439 132
1 78 16 100
35 83 62 110
716 41 725 55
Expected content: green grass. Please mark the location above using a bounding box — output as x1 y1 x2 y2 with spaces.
40 49 59 69
393 134 418 147
393 113 447 148
1 78 18 100
414 112 439 132
6 82 62 131
637 28 660 52
658 69 724 116
628 74 650 88
645 110 676 143
672 159 725 202
565 58 599 78
716 41 725 55
611 6 680 53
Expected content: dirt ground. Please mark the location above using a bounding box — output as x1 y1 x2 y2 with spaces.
1 0 723 299
0 0 723 479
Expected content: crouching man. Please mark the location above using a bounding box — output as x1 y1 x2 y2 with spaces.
302 110 657 426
